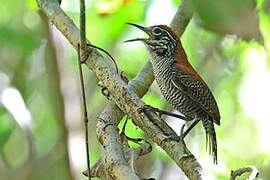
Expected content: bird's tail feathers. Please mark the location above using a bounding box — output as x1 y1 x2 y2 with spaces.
203 118 217 164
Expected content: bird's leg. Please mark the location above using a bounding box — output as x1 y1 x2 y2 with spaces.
141 104 192 121
180 118 200 138
179 125 189 154
161 117 200 144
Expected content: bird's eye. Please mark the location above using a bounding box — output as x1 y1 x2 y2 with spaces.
153 27 162 35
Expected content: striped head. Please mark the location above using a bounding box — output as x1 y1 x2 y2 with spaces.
125 23 180 58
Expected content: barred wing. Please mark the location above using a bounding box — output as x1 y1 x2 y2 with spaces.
171 68 220 125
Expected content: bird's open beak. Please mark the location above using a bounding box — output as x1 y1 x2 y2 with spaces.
124 23 151 43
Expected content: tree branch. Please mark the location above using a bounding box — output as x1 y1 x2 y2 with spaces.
170 0 194 36
36 0 207 179
230 166 259 180
79 0 86 51
94 60 155 180
95 106 141 180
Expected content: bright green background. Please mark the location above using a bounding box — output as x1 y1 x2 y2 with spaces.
0 0 270 179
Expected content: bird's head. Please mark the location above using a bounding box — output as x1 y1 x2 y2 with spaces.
125 23 179 57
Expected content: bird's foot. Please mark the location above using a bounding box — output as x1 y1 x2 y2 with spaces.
160 125 187 144
139 104 192 121
161 134 180 145
139 104 162 117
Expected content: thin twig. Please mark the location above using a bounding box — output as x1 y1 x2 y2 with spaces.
79 0 91 179
230 166 259 180
80 0 86 51
77 44 91 180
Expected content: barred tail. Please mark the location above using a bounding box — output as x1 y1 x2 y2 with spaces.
203 118 217 164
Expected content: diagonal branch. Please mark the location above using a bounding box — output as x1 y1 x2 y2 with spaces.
36 0 206 179
230 166 259 180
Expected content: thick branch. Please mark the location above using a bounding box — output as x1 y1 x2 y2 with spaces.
170 0 194 36
96 106 141 180
95 61 155 180
36 0 206 179
83 134 152 179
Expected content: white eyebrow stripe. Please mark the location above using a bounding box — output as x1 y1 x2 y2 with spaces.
161 36 170 41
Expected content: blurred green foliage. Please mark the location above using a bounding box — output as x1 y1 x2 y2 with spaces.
0 0 270 180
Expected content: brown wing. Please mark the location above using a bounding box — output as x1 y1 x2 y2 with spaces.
171 67 220 125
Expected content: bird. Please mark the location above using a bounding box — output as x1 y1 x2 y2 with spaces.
125 23 220 164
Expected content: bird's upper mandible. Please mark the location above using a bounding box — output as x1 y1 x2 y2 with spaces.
125 23 179 57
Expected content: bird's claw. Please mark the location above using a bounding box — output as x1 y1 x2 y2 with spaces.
160 134 180 145
138 106 145 114
142 104 155 111
161 125 187 145
139 104 162 117
138 105 149 113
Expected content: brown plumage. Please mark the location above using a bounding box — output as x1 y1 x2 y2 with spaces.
126 23 220 164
